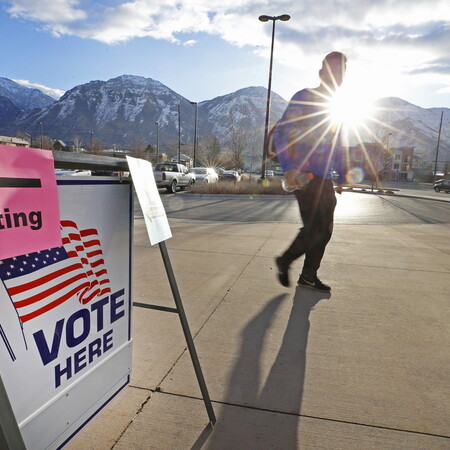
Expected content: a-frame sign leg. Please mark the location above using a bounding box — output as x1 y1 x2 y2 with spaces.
158 241 216 424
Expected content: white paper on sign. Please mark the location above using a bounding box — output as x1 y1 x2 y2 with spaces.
126 156 172 245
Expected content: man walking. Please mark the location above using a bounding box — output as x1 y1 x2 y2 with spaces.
274 51 347 292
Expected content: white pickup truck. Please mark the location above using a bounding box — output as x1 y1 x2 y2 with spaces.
153 162 196 193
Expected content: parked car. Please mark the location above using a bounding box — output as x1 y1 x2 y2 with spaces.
190 167 218 183
55 169 92 176
434 179 450 193
220 170 241 182
274 167 283 176
265 170 274 178
153 163 196 193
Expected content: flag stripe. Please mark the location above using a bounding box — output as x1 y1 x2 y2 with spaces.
0 220 111 323
8 263 83 296
20 283 91 323
14 273 89 308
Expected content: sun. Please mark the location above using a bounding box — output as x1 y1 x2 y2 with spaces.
328 84 374 131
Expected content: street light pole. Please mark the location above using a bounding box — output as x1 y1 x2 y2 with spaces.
433 111 443 185
190 101 198 167
155 121 160 163
178 103 181 164
259 14 290 180
38 121 43 149
386 132 392 179
90 130 94 152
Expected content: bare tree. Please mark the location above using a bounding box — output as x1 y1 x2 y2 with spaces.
72 135 83 153
129 139 148 159
89 138 105 155
197 134 222 167
227 124 247 169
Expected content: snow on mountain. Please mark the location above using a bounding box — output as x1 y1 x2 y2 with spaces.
369 97 450 160
0 74 448 164
0 77 55 110
12 75 193 145
7 76 287 148
199 86 287 143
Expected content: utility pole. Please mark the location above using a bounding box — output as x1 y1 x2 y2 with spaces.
433 111 443 185
190 102 198 167
178 103 181 164
155 122 159 163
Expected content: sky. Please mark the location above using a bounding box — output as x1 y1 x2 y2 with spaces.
1 0 450 109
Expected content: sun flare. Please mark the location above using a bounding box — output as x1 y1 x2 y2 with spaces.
328 85 375 131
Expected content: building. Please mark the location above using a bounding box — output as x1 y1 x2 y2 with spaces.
53 140 72 152
388 146 414 181
170 153 192 167
0 136 29 147
345 143 415 181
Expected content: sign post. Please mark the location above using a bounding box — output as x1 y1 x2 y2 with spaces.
127 156 216 424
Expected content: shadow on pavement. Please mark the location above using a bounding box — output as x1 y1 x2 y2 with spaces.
193 288 331 449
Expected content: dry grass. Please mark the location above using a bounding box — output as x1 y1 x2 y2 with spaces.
186 177 291 195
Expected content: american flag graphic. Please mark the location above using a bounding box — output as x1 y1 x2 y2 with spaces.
0 220 111 324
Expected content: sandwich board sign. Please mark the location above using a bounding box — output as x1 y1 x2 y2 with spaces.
0 146 132 449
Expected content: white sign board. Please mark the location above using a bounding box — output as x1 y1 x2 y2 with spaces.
126 156 172 245
0 177 133 449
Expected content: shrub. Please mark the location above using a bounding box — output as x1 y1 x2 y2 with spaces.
186 178 291 196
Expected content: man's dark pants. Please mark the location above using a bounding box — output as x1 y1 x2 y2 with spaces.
280 177 337 278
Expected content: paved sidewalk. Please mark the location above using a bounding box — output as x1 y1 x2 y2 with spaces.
68 214 450 449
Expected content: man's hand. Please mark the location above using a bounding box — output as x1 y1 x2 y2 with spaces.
284 169 299 187
335 184 343 194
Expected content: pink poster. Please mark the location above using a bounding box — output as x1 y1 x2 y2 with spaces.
0 145 61 259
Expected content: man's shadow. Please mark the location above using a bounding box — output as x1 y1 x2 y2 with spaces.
193 287 330 449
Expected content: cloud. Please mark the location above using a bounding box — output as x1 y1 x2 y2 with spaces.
7 0 86 23
13 79 65 99
5 0 450 92
409 58 450 75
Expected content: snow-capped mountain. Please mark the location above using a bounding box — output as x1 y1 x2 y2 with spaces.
11 75 195 146
199 86 286 140
0 74 448 163
0 77 55 111
5 75 287 149
369 97 450 160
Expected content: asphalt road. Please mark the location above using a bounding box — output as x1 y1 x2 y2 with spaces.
139 190 450 225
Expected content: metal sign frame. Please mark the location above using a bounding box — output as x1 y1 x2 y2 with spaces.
0 151 214 450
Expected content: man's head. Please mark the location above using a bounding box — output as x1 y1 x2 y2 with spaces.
319 51 347 91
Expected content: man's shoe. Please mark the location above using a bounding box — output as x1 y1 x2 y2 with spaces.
298 274 331 292
275 257 290 287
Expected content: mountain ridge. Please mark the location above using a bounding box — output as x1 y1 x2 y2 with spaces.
0 75 448 162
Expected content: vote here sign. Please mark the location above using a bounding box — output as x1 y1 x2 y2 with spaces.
0 145 61 260
0 176 132 449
